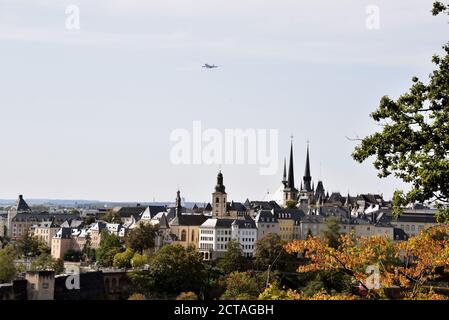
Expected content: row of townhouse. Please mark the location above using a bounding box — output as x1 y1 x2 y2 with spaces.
199 217 257 260
49 206 177 260
197 203 445 261
3 195 442 264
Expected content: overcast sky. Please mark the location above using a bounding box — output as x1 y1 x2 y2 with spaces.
0 0 447 203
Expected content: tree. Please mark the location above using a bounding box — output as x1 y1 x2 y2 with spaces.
130 244 206 297
202 265 226 300
102 210 121 223
131 252 149 268
221 272 260 300
113 247 135 269
254 234 295 272
82 234 95 262
126 223 156 254
352 2 449 221
0 245 17 283
258 282 357 300
30 253 64 274
300 270 353 297
16 233 44 257
64 249 82 262
284 225 449 300
83 216 96 225
323 217 341 249
285 200 298 209
150 244 205 294
218 240 247 274
96 232 123 267
0 235 10 249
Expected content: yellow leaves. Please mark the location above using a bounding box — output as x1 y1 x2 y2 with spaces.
285 224 449 299
304 291 358 300
258 283 358 300
413 291 449 300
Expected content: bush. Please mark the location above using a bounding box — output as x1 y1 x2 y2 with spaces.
221 272 260 300
131 252 149 268
176 292 198 300
113 248 135 268
64 249 82 262
128 293 146 300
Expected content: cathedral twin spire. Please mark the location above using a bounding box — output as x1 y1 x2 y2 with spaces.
282 138 312 194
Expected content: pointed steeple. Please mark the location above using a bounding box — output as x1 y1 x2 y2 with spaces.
282 157 287 187
175 190 182 217
287 139 295 189
303 143 312 192
344 192 351 207
15 195 31 213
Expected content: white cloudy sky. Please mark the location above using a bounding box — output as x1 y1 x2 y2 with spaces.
0 0 447 203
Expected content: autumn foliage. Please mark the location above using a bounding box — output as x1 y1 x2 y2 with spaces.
283 225 449 300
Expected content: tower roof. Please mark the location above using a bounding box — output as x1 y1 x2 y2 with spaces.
175 190 182 217
215 170 226 193
14 195 31 212
282 157 287 185
304 144 311 179
302 143 312 192
287 141 295 189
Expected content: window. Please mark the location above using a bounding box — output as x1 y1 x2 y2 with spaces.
181 230 187 241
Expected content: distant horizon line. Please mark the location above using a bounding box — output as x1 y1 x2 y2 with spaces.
0 190 394 206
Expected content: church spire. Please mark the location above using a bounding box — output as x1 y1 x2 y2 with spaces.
282 157 287 187
303 142 312 191
287 138 295 189
175 189 182 217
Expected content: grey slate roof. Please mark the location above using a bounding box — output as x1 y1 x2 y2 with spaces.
375 209 437 224
255 210 278 223
56 227 72 239
232 217 256 229
227 201 247 212
116 206 147 218
147 205 168 217
215 219 234 228
274 208 305 222
60 219 84 228
15 195 32 212
249 201 281 210
157 213 170 229
301 215 325 224
169 214 208 226
12 213 78 222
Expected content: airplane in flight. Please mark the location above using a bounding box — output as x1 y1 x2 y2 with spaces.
202 64 219 69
